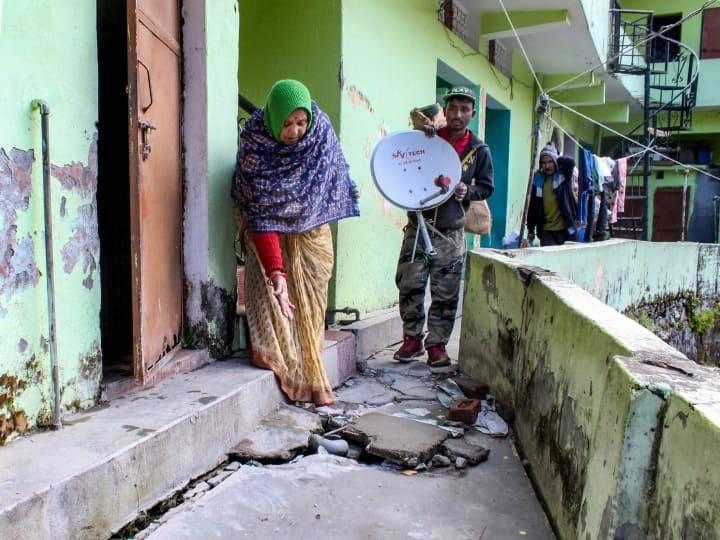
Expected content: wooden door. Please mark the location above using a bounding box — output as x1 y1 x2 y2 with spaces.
128 0 183 383
701 7 720 59
652 187 691 241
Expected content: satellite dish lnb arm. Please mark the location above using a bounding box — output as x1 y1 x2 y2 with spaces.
418 175 451 206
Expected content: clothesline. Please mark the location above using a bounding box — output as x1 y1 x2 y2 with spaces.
547 114 652 175
549 97 720 183
493 0 720 183
495 0 719 245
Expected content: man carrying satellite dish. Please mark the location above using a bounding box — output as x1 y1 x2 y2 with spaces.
394 86 494 368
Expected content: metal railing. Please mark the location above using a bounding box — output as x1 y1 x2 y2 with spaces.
607 9 700 240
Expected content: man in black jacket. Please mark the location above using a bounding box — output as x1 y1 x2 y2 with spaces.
394 87 494 368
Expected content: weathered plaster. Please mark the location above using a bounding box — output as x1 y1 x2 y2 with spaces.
0 147 40 317
52 132 99 290
462 247 720 539
610 388 665 538
0 373 29 445
199 280 234 359
59 341 102 410
347 85 374 113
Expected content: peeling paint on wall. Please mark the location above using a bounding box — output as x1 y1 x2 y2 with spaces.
70 341 103 406
0 147 40 317
347 85 374 114
0 373 29 445
51 133 99 289
1 346 47 444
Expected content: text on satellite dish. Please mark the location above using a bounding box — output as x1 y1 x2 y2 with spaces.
392 148 426 160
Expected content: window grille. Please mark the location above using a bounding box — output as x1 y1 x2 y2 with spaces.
438 0 473 48
489 39 512 78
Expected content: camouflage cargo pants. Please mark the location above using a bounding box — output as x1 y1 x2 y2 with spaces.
395 223 466 345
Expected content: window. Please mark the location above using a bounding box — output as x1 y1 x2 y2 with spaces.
650 14 681 63
438 0 474 49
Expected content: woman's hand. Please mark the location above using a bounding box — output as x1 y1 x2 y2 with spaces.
270 273 295 320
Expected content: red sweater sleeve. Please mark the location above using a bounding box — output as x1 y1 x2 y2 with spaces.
252 232 284 275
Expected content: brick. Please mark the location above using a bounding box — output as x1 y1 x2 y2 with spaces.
452 376 489 400
448 398 481 425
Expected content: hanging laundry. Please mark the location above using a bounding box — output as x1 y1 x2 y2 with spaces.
611 157 627 222
578 148 595 227
594 155 617 240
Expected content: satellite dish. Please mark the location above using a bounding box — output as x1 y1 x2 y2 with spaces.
371 130 462 211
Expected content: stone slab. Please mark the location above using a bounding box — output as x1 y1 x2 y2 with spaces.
229 404 323 463
342 411 449 466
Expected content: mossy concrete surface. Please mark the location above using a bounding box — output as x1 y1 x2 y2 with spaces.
460 244 720 539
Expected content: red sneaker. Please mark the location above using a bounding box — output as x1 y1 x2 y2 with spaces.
426 343 450 367
393 336 425 362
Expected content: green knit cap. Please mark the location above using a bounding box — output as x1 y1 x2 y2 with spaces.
263 79 313 142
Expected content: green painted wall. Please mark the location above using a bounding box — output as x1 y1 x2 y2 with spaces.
207 1 240 291
547 105 601 154
696 58 720 108
237 1 341 125
0 0 100 442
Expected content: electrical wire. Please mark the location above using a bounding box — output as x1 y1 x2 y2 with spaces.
545 0 718 94
494 0 719 182
497 0 544 93
439 20 534 92
549 97 720 182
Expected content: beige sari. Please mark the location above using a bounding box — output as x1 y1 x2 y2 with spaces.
243 224 334 405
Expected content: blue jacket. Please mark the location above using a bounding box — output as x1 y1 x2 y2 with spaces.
526 157 577 237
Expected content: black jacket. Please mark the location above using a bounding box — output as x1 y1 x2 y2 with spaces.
408 132 494 231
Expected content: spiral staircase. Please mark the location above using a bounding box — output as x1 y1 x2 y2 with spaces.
607 9 700 240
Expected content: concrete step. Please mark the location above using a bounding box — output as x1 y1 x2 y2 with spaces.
0 329 357 540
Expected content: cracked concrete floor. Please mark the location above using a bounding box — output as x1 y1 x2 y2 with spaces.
136 329 556 540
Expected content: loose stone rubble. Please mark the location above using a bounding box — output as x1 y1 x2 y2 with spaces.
116 344 513 539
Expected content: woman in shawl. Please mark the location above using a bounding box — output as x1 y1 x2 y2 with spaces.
232 80 360 406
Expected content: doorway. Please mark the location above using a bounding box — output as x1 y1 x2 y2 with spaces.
97 1 133 384
652 186 691 241
96 0 185 392
484 103 510 249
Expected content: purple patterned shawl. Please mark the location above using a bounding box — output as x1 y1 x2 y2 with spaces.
233 102 360 233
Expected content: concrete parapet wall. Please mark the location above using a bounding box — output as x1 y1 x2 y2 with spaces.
501 239 720 311
459 247 720 539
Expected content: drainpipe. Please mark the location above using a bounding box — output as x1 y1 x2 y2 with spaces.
518 93 549 245
713 196 720 244
31 99 62 430
681 168 689 241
